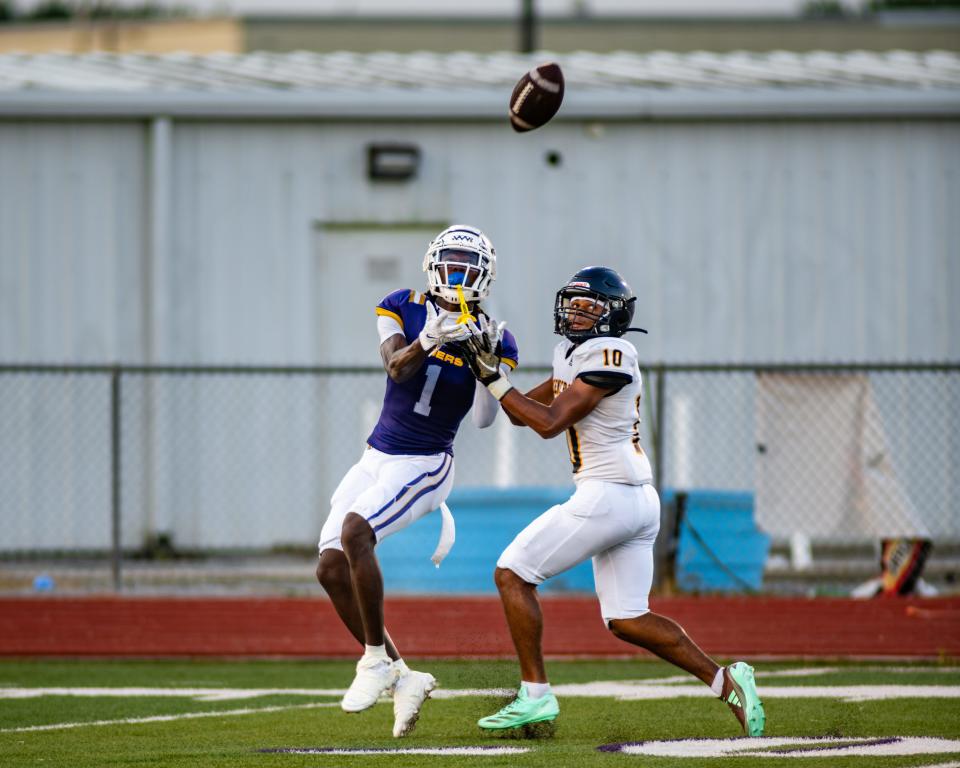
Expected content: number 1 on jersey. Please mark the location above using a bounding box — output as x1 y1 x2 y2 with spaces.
413 365 441 416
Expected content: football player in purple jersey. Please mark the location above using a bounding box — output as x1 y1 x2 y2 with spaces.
316 225 519 737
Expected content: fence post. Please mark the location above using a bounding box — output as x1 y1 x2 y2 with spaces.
654 365 665 494
519 0 537 53
652 366 674 590
110 367 122 592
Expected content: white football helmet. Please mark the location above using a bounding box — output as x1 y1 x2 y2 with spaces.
422 224 497 304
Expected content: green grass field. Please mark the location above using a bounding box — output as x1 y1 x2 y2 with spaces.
2 659 959 767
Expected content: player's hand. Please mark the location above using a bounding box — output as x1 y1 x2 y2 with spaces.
455 335 502 386
419 303 471 352
466 313 507 355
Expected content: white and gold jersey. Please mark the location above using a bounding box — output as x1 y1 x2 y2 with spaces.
551 336 653 486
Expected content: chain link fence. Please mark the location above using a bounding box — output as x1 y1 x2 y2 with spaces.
657 365 959 595
1 363 957 595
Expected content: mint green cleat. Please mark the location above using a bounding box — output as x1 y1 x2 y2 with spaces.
721 662 765 737
477 686 560 730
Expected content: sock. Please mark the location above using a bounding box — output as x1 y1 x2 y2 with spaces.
364 644 389 661
522 681 551 700
393 658 410 675
710 667 725 697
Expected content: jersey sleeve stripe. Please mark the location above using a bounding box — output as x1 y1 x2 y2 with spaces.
577 370 632 385
502 357 518 370
566 426 582 473
375 307 404 327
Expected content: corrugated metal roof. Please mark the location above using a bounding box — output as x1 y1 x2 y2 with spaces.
0 51 957 119
2 50 959 92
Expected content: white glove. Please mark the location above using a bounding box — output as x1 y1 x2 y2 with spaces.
474 313 507 354
419 302 472 352
456 314 513 400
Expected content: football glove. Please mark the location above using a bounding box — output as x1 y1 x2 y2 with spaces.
451 335 511 401
453 313 514 399
472 313 507 354
419 302 472 352
457 335 502 385
456 336 513 400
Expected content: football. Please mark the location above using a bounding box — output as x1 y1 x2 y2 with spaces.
508 62 564 133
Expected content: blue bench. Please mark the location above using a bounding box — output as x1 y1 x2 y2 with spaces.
376 486 769 595
674 490 770 593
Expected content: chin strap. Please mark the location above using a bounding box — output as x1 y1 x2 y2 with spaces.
565 326 649 346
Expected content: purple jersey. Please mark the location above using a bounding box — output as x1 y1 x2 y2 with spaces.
368 289 519 456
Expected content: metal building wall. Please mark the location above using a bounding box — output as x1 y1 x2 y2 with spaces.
2 115 958 549
0 122 148 363
2 117 957 366
167 118 960 367
0 122 147 549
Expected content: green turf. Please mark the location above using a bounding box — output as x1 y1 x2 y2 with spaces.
1 659 958 768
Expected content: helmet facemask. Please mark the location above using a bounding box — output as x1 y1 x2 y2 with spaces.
423 226 497 304
554 288 628 342
427 249 492 303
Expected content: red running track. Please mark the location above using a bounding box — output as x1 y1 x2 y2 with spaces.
1 596 958 658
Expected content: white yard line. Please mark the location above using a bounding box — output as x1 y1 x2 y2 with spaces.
0 686 344 701
606 736 960 758
263 747 532 756
2 662 954 703
0 701 337 733
2 683 959 703
837 667 960 675
643 667 842 684
432 683 960 702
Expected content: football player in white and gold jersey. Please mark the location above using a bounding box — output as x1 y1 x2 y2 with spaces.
456 266 765 737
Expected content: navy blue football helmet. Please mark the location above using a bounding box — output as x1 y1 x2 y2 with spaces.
554 266 645 343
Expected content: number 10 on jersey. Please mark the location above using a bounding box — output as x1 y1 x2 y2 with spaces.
602 348 623 367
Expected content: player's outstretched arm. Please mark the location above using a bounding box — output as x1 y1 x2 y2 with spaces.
472 379 499 428
380 335 428 383
505 377 554 426
456 341 609 438
380 311 473 383
499 379 608 439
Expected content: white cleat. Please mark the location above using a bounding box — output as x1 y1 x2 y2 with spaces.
392 668 437 738
341 655 398 713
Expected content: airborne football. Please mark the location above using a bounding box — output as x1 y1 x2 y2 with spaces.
509 61 565 132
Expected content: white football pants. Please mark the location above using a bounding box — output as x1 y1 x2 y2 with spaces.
318 447 454 554
497 479 661 624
